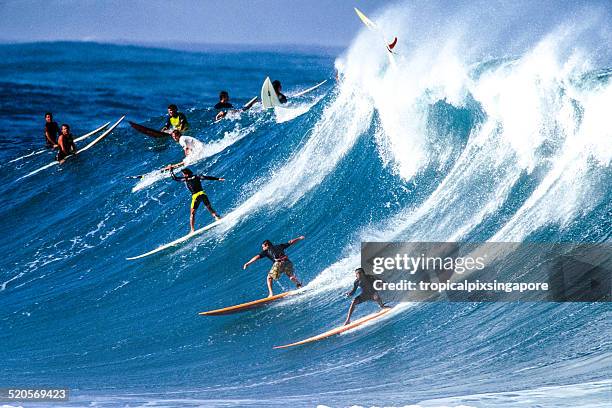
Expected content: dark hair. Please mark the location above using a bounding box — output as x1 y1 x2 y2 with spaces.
355 267 365 275
168 104 178 111
272 80 281 91
219 90 229 99
182 168 193 176
45 112 53 117
61 123 70 130
262 240 272 246
171 129 181 137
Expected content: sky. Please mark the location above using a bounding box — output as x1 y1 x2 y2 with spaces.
0 0 389 48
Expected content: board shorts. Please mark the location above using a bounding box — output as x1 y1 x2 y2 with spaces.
268 260 295 281
354 291 382 305
191 191 211 210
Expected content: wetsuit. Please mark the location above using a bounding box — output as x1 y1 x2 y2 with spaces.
259 242 295 280
56 133 76 161
45 121 60 147
277 92 287 104
171 171 221 211
165 112 190 131
349 274 385 306
214 101 233 109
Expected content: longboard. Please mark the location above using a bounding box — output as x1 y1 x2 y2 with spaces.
354 8 397 65
274 307 393 349
291 80 328 98
126 217 224 260
9 121 111 163
129 121 171 138
261 77 281 109
199 290 298 316
18 115 125 180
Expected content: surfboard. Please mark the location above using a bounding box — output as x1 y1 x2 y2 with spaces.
242 96 259 110
129 121 171 138
9 121 111 164
291 80 328 98
261 77 281 109
126 217 224 260
273 307 393 349
199 290 298 316
18 115 125 180
354 8 398 65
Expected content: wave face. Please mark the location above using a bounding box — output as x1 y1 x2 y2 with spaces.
0 1 610 406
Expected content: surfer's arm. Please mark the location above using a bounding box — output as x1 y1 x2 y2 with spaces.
170 169 184 181
198 175 225 182
346 279 359 297
44 129 57 147
287 236 305 246
243 254 262 269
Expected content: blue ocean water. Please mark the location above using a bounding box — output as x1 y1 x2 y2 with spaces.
1 6 611 407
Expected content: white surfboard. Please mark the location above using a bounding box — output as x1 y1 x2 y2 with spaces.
18 115 125 180
126 217 224 260
290 80 327 98
354 8 398 66
9 121 111 164
261 77 281 109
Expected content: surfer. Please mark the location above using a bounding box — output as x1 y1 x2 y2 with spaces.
161 104 189 132
272 80 287 104
344 268 386 325
163 130 204 170
214 91 234 120
44 112 60 148
243 236 304 297
170 167 223 232
56 124 77 164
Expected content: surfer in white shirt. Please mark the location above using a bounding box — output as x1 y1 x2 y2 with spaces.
164 130 204 170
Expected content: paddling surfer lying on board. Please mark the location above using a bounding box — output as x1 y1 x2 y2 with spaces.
44 112 60 149
243 237 304 297
161 104 189 132
162 130 205 171
170 167 224 233
344 268 386 325
214 90 258 121
56 124 77 164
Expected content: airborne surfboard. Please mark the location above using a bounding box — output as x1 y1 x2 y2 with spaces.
18 115 125 180
290 80 328 98
354 7 398 65
199 290 298 316
129 121 171 138
9 121 111 164
274 307 393 349
261 77 281 109
126 217 224 260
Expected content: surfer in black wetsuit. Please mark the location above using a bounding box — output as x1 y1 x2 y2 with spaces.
272 80 287 104
243 236 304 297
44 112 60 148
344 268 386 325
56 124 77 164
162 104 189 132
170 168 224 232
214 91 234 121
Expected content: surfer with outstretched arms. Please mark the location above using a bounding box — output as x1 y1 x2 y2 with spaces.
243 237 304 297
344 268 386 325
56 124 77 164
161 104 189 132
44 112 60 148
170 167 223 233
272 80 287 104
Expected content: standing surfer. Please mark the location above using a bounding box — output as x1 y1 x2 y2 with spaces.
344 268 386 325
56 124 77 164
272 80 287 104
44 112 60 148
243 236 304 297
161 104 189 132
170 167 224 233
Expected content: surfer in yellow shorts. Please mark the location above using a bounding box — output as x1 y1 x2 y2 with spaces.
243 236 304 297
170 168 223 232
344 268 386 325
161 104 189 132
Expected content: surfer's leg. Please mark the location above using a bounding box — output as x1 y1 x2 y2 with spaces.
189 208 196 232
266 275 274 297
373 293 385 308
344 298 358 325
201 194 221 221
284 261 302 288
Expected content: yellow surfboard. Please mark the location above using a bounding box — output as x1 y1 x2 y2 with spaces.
199 291 298 316
274 307 393 349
